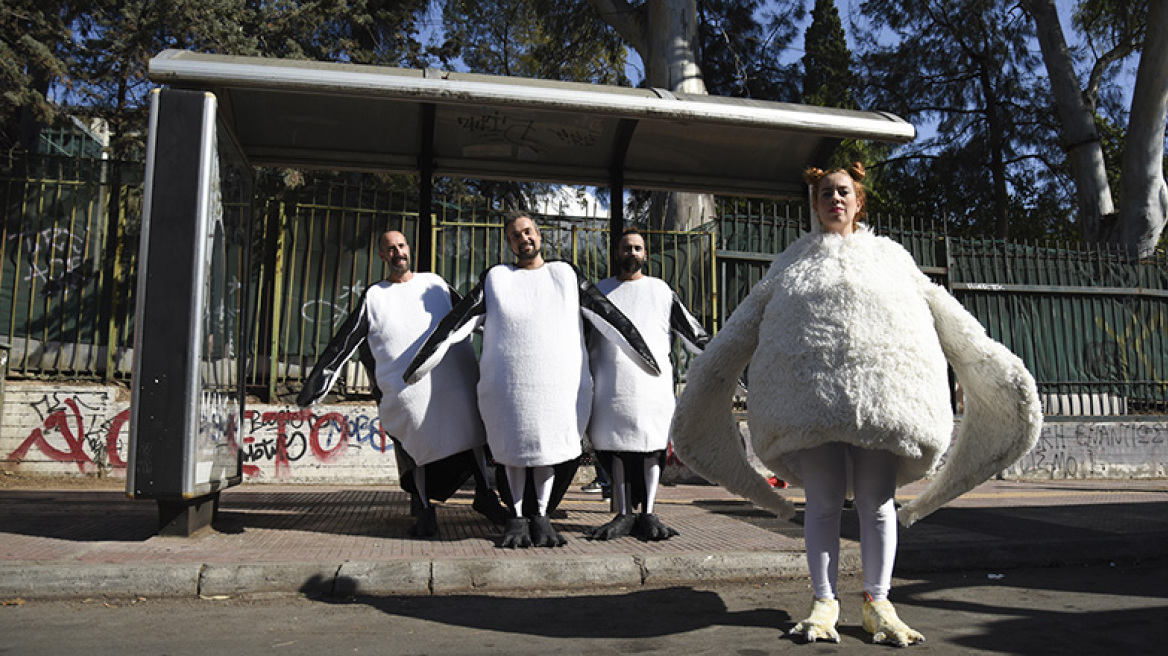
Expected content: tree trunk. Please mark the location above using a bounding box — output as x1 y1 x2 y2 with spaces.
588 0 715 231
1117 0 1168 257
1023 0 1116 244
980 65 1011 239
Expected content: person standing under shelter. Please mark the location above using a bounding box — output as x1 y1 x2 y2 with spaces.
297 230 507 538
587 228 709 541
405 211 660 549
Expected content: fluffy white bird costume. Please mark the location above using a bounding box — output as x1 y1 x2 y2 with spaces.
672 227 1042 526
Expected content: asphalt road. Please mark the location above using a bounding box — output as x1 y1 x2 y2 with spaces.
3 558 1163 655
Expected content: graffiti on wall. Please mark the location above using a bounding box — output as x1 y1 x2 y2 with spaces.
7 227 96 298
300 280 366 328
2 386 395 481
1012 421 1167 478
238 406 390 478
3 392 129 472
6 385 1168 482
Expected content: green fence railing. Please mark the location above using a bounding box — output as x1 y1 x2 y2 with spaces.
2 156 1164 416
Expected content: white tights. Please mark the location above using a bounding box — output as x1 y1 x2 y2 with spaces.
799 442 899 602
610 456 663 515
505 465 555 517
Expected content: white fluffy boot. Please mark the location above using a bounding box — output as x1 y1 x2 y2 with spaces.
862 596 925 647
788 597 840 643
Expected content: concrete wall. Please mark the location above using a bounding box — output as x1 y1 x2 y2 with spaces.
0 381 400 484
2 381 1166 483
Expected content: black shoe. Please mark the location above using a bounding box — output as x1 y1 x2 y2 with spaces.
472 488 509 526
635 512 678 541
530 515 566 547
587 513 636 540
407 506 438 538
499 517 532 548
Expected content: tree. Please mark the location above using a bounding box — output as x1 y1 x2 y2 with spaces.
803 0 852 109
585 0 714 230
857 0 1053 240
439 0 627 83
1022 0 1166 256
65 1 432 160
587 0 804 229
696 0 802 102
798 0 897 210
0 1 77 162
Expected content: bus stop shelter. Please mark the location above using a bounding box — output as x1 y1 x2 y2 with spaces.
129 49 915 535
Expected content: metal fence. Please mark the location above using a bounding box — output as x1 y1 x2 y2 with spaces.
948 239 1168 415
0 156 142 378
2 156 1165 416
716 202 1168 416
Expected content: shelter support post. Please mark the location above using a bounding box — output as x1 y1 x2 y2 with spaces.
417 104 436 272
156 494 220 537
609 119 638 271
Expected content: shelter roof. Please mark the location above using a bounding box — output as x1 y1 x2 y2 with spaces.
149 50 915 198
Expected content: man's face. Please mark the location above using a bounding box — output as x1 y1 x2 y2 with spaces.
505 216 542 262
379 231 411 276
618 233 646 275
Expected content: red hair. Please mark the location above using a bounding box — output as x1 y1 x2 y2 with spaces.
803 162 868 223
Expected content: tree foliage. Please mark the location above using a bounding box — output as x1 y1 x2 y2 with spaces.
856 0 1061 240
802 0 852 108
5 0 433 161
1 1 77 157
696 0 802 101
440 0 627 84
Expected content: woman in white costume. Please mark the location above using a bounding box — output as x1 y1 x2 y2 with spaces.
671 163 1042 646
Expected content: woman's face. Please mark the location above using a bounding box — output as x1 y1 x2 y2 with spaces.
815 171 862 236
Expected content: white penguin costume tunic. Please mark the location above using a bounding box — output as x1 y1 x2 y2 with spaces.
672 227 1043 526
406 261 660 468
589 276 708 453
297 273 485 467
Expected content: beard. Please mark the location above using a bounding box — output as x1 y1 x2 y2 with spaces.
390 256 410 275
516 244 542 261
620 256 643 275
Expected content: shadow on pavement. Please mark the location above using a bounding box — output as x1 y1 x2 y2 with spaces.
311 584 789 639
892 558 1167 655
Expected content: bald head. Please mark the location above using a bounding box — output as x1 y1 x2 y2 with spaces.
379 230 414 282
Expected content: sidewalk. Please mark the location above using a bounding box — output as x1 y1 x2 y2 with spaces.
2 478 1166 600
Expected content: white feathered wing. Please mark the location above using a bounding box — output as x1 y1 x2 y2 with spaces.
671 275 797 519
896 285 1043 526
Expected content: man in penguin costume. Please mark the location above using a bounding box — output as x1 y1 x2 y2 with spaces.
671 163 1042 646
405 211 660 548
586 228 709 541
298 230 508 538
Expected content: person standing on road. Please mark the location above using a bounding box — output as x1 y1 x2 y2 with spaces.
297 230 508 538
586 228 709 541
405 211 660 549
671 163 1042 647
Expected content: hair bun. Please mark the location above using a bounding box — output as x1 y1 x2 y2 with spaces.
848 161 866 181
803 167 826 185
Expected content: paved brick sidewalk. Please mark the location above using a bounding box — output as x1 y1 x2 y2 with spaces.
1 478 1166 598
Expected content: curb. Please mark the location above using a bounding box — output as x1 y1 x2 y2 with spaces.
0 551 810 601
0 563 202 600
3 536 1165 601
